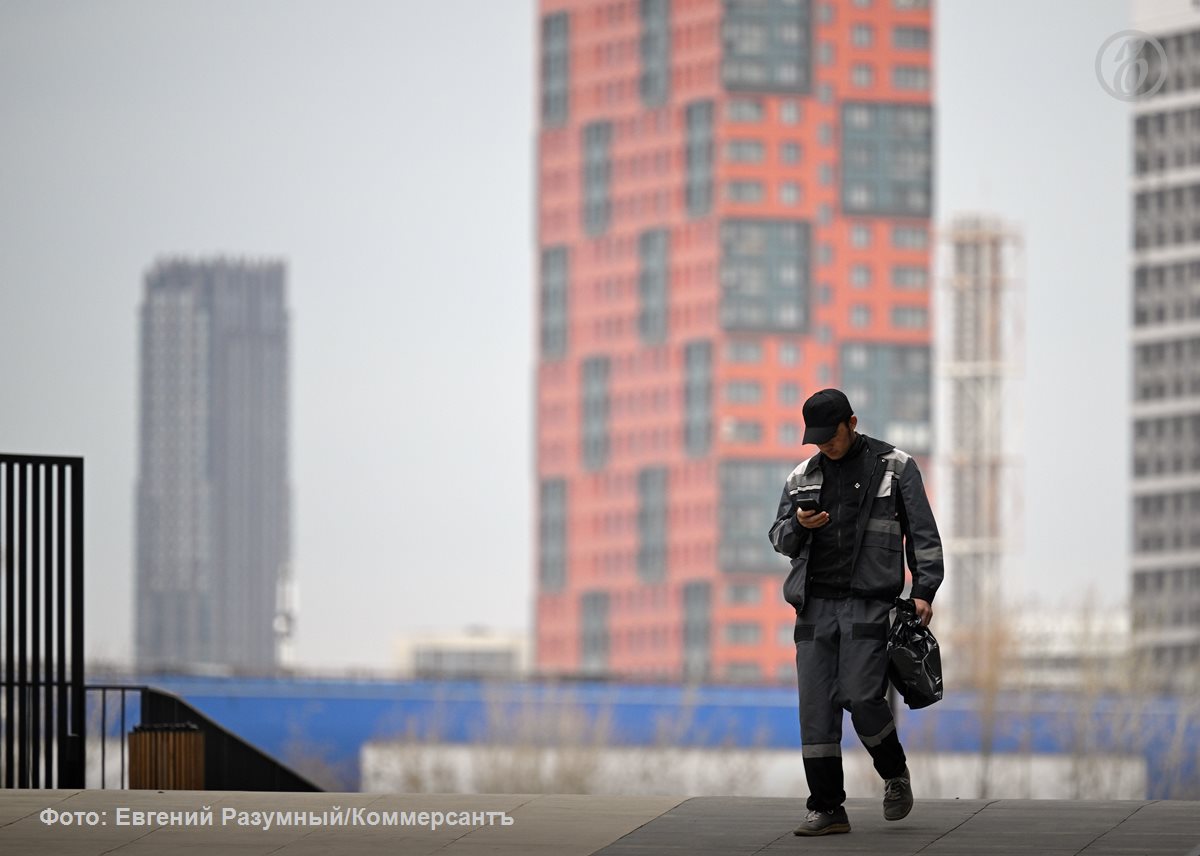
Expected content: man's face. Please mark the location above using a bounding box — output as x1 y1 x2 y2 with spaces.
817 417 857 460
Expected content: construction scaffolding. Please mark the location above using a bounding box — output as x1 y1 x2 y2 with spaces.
935 215 1024 680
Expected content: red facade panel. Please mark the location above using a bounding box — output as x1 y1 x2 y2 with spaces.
535 0 933 683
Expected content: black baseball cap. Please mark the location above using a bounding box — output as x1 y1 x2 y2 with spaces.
802 388 854 445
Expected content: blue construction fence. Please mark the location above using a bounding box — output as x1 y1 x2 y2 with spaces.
90 676 1200 797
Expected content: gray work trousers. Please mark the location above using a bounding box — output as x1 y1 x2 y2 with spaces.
794 595 906 810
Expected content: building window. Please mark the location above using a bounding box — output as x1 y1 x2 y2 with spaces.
894 26 930 50
892 265 929 289
540 246 569 358
726 420 763 443
719 459 797 572
582 121 613 235
638 229 669 344
637 467 668 582
683 582 711 680
819 163 833 186
581 356 611 469
722 0 812 94
851 223 871 247
781 100 801 124
893 65 930 90
839 342 932 454
852 24 873 47
847 184 872 208
684 340 713 456
726 139 766 162
727 340 763 363
725 662 762 681
781 141 802 163
686 100 715 218
851 264 872 287
852 64 874 87
818 42 834 65
779 343 799 365
841 103 932 217
725 380 763 403
541 12 570 125
728 97 765 122
893 225 928 248
851 305 872 327
727 181 765 203
780 423 800 445
721 220 813 332
779 382 800 405
781 182 801 206
892 306 928 328
539 479 567 592
727 583 761 604
725 622 762 645
580 591 610 673
639 0 670 106
846 104 871 129
845 384 870 409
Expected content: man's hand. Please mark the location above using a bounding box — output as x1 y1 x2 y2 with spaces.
913 598 932 627
796 508 830 529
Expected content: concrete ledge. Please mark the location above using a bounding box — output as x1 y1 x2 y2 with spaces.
1 790 1198 855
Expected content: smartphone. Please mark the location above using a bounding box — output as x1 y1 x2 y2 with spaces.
796 497 822 513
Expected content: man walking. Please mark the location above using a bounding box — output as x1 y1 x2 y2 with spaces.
768 388 944 836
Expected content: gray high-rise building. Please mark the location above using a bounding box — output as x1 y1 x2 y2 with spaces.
135 258 292 673
1131 0 1200 691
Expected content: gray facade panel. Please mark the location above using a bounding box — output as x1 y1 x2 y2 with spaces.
684 340 713 456
719 219 812 332
539 478 568 592
638 229 669 344
637 466 668 583
682 581 711 682
685 101 715 218
840 102 933 218
721 0 813 94
541 246 569 359
580 590 610 673
639 0 670 107
581 355 611 470
582 121 613 236
541 11 569 125
839 342 931 455
718 459 795 573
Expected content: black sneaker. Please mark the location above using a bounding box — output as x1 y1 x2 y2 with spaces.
793 806 851 836
883 767 913 820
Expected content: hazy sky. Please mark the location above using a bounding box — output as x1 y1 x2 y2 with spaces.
0 0 1130 669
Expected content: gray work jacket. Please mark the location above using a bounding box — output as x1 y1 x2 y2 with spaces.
768 434 944 613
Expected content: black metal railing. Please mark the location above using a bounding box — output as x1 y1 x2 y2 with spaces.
89 684 322 791
1 454 85 789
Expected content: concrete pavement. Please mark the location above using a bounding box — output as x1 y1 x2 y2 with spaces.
1 790 1198 855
